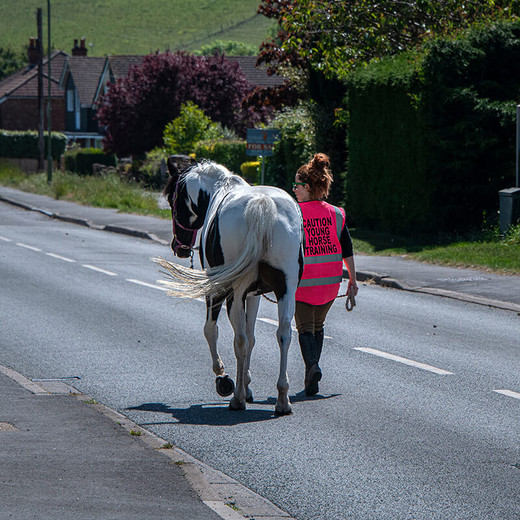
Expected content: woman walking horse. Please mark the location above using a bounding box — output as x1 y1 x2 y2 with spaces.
154 158 304 415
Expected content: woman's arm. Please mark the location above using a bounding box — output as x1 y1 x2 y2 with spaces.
343 255 358 296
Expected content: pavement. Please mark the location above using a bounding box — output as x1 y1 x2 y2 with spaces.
1 185 519 520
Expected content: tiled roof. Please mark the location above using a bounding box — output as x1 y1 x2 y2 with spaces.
0 51 284 108
228 56 284 88
0 51 67 99
67 56 106 105
107 55 144 81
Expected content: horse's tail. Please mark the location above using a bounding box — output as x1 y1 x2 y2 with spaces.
154 195 276 299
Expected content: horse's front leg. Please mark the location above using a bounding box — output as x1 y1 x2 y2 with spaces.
244 295 260 403
275 294 295 415
227 295 249 410
204 295 234 397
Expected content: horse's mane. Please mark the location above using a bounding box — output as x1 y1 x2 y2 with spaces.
162 175 177 205
191 160 245 192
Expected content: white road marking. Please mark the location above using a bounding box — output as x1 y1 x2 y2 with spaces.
0 235 12 242
16 242 41 252
258 317 297 332
126 279 169 291
493 389 520 400
82 264 117 276
46 252 76 263
353 347 454 375
257 317 334 337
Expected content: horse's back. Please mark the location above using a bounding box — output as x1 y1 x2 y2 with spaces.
213 185 301 263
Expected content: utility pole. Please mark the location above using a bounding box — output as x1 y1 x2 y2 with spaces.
46 0 52 184
37 9 44 172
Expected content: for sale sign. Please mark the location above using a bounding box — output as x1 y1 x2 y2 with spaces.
246 128 280 157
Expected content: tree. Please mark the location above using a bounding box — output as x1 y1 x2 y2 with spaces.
258 0 520 80
0 47 25 81
96 51 264 157
163 101 222 154
194 40 257 56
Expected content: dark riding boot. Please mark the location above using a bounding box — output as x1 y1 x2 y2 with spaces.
314 329 324 364
298 332 322 396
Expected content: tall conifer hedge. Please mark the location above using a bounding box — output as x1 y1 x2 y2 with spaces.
346 21 520 233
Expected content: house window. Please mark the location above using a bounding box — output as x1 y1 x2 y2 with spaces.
67 90 74 111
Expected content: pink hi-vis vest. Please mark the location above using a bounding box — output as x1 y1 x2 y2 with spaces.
296 201 345 305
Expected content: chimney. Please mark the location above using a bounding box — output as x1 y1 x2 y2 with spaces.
72 37 88 57
28 37 40 67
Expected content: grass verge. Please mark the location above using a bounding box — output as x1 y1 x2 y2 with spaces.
351 227 520 275
0 161 170 218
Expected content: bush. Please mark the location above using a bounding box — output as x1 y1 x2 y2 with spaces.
123 148 168 190
263 104 316 191
193 139 248 174
163 101 223 155
65 148 117 175
240 161 260 183
0 130 66 160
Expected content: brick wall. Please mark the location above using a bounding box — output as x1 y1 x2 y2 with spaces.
0 98 65 131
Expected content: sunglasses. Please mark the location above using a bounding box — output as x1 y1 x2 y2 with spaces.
292 182 306 188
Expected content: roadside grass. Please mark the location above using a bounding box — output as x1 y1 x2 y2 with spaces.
1 161 518 274
351 227 520 275
0 161 170 218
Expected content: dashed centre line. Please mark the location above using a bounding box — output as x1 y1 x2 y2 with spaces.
46 252 76 263
16 242 42 252
493 389 520 400
126 279 168 291
5 235 519 401
354 347 454 375
82 264 118 276
257 317 298 333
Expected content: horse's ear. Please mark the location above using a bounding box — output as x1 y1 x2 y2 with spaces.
167 155 196 177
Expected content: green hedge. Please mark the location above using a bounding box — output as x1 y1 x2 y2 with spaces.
346 21 520 233
64 148 117 175
0 130 66 160
193 139 247 175
346 53 433 233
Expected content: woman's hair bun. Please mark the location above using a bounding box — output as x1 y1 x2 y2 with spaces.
310 153 330 171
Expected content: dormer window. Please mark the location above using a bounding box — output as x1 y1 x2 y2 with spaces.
67 89 74 111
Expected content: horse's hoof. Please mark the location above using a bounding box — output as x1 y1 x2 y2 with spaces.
216 375 234 397
274 406 293 416
229 397 246 411
246 389 253 403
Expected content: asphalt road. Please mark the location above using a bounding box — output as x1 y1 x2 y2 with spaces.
2 202 519 520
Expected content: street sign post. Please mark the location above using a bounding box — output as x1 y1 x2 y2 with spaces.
246 128 280 184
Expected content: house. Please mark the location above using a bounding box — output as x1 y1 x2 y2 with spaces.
0 38 284 149
228 56 284 89
0 38 67 131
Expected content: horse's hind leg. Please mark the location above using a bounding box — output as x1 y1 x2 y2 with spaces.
275 293 295 416
227 295 250 410
204 295 234 397
244 295 260 403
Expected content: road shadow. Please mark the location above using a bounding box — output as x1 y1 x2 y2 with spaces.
126 402 277 426
252 392 341 406
127 392 341 427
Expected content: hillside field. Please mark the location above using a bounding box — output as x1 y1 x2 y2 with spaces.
0 0 273 56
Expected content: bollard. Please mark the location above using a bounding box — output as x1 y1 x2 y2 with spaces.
499 187 520 234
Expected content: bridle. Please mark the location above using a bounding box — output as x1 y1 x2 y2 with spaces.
170 175 199 267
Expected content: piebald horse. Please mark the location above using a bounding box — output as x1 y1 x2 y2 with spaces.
154 158 303 415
